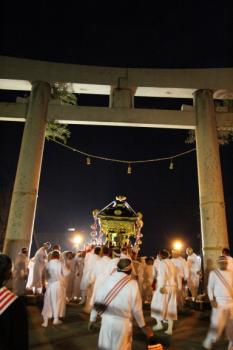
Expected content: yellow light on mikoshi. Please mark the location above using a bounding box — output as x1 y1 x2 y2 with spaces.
173 240 183 251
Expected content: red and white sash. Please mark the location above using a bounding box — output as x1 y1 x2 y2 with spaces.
98 275 131 315
0 287 18 316
214 269 233 299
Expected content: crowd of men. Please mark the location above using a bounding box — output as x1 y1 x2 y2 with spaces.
0 243 233 350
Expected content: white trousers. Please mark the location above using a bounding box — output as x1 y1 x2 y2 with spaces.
187 272 199 299
151 286 177 321
98 315 132 350
42 281 66 319
204 305 233 347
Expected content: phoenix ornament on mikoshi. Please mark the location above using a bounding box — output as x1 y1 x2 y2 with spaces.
91 196 143 251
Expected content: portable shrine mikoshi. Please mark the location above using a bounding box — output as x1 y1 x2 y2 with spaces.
92 196 143 251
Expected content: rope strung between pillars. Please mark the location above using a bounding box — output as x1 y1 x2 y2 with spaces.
47 138 196 174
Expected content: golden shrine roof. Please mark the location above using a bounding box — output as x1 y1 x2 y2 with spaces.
97 196 138 221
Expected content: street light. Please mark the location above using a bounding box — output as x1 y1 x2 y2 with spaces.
173 240 183 251
72 234 83 245
71 233 84 251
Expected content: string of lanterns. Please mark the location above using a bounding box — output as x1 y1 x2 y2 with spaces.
48 138 196 174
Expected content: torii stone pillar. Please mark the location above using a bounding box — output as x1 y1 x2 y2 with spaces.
3 81 50 261
194 89 229 270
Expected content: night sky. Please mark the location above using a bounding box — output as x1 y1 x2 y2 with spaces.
1 2 233 255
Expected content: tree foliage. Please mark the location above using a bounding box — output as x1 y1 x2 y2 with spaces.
46 83 76 143
52 83 77 106
45 122 71 144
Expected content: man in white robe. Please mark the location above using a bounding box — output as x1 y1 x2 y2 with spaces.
90 247 115 303
48 245 61 261
26 256 35 291
31 242 51 294
82 247 101 312
171 249 189 307
72 252 85 301
12 248 29 296
151 249 178 335
89 258 153 350
203 255 233 350
61 251 75 302
41 250 70 327
80 245 95 304
93 246 113 280
186 247 202 300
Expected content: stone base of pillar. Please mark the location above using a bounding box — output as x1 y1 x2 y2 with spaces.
203 247 225 269
3 239 31 262
202 247 224 293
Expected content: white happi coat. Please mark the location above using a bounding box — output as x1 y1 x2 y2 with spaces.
120 252 131 259
187 253 201 290
65 258 76 300
171 257 189 282
171 256 188 303
81 253 101 312
108 257 120 272
80 250 96 291
72 255 84 299
60 253 74 300
32 247 48 289
42 259 70 319
92 257 120 297
93 255 113 280
26 257 35 289
151 259 178 321
12 253 29 295
90 271 145 350
204 268 233 345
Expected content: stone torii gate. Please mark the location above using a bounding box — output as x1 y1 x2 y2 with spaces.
0 56 233 267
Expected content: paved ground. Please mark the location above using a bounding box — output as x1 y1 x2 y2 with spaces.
28 300 229 350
